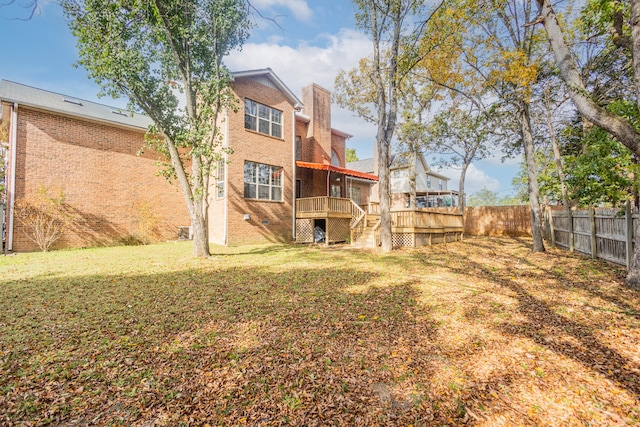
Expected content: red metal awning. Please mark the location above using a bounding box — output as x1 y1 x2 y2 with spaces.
296 161 378 181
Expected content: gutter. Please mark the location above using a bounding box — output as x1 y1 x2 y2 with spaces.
7 103 17 251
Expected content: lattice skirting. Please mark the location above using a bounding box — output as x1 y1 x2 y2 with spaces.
327 219 350 243
295 219 314 243
392 233 414 247
393 232 463 247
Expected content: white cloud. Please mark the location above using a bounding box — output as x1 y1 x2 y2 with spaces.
226 28 372 94
438 163 501 196
250 0 313 22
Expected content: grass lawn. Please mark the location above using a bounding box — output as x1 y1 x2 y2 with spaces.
1 237 639 426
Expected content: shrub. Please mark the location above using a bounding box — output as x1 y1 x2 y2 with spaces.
131 200 162 245
14 186 73 252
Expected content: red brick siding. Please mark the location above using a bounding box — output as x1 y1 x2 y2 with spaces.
221 77 295 245
10 107 189 251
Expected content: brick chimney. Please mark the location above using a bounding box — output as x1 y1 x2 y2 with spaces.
301 84 332 165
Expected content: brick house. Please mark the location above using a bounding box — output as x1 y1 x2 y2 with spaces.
210 69 378 246
1 69 378 251
0 80 190 252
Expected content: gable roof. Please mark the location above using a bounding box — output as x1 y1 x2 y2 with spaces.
0 80 153 130
349 154 450 180
346 158 375 174
232 68 303 109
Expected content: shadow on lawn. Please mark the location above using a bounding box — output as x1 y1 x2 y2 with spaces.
423 240 640 400
0 262 444 425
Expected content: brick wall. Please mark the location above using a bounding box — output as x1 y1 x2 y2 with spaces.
222 77 295 245
9 107 189 251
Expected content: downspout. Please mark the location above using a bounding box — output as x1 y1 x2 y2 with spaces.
326 170 330 196
223 109 229 245
7 103 17 251
292 109 297 241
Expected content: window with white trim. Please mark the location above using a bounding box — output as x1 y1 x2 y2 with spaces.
438 179 443 190
427 175 431 188
244 161 283 201
215 159 225 198
244 99 283 138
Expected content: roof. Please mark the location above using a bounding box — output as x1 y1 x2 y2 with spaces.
232 68 303 109
348 155 450 180
390 152 450 180
346 158 375 174
0 80 153 130
296 161 378 181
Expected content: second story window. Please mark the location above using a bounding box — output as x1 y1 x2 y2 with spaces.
244 99 283 138
295 136 302 160
427 175 431 188
438 179 443 190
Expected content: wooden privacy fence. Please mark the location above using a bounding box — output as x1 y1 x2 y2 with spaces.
546 204 637 268
464 205 532 237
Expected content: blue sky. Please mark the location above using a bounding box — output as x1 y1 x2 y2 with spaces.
0 0 521 197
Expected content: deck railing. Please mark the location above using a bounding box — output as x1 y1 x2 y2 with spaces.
295 196 354 215
391 209 463 229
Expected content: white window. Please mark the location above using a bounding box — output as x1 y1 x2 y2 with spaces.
331 184 341 198
427 175 431 188
244 161 283 201
295 136 302 161
438 179 443 190
244 99 282 138
215 159 225 198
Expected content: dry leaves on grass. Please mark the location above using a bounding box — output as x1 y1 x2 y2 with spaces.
0 237 639 426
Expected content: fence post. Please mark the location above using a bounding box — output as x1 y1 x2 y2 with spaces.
590 207 597 259
626 201 633 269
568 207 574 252
547 207 556 248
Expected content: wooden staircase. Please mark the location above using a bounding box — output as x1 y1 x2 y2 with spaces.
350 208 381 248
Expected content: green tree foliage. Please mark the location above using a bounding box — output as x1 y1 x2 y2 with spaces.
467 187 522 206
513 100 639 208
64 0 250 257
427 100 497 211
346 148 359 163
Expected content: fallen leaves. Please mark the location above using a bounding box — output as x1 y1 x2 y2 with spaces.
0 237 638 426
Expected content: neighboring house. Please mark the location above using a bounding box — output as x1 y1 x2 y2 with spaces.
1 69 378 251
0 80 190 252
348 152 460 209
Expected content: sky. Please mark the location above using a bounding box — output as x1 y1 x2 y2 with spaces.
0 0 522 197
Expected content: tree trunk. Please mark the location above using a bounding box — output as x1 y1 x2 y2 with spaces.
519 102 545 252
190 208 210 258
459 162 468 214
409 148 417 209
627 0 640 289
378 135 393 252
164 135 211 258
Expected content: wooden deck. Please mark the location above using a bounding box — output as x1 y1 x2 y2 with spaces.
295 197 464 247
